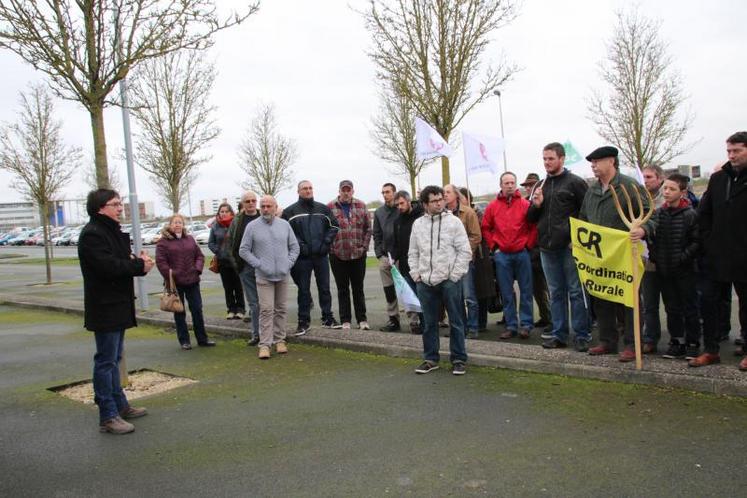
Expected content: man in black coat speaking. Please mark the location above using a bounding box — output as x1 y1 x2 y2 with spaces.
78 189 154 434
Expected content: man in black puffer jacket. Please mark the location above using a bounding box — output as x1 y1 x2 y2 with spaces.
648 173 700 360
392 190 424 334
691 131 747 369
282 180 340 334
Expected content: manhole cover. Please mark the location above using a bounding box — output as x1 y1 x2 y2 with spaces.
50 369 197 404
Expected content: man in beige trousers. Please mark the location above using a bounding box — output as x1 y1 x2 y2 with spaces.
239 196 300 359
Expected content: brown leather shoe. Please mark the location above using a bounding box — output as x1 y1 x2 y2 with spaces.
588 344 617 355
518 329 531 340
688 353 720 368
618 348 636 363
258 346 271 359
120 406 147 420
99 416 134 434
275 341 288 354
739 356 747 371
499 331 516 340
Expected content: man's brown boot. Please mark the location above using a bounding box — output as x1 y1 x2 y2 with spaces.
120 406 148 420
99 416 135 434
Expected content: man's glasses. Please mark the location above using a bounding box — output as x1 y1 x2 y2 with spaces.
105 201 123 207
242 199 257 203
260 204 273 208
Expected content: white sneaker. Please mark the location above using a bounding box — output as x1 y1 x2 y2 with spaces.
226 312 235 320
342 322 351 330
359 321 370 330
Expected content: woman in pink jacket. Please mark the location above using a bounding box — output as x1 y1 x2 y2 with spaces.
156 214 215 350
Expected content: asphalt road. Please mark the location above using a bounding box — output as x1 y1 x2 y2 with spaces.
1 305 746 497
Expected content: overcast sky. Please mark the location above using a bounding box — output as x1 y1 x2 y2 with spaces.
0 0 744 217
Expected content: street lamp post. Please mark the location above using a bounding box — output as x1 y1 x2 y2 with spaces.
493 89 508 172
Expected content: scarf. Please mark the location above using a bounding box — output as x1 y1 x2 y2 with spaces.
218 215 234 228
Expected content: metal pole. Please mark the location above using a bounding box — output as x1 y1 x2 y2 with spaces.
187 188 193 223
120 76 149 310
494 90 508 172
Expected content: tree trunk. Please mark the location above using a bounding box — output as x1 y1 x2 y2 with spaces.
40 203 52 284
410 172 417 198
441 156 450 185
89 103 111 189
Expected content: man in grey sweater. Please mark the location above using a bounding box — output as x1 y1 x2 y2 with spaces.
239 195 300 359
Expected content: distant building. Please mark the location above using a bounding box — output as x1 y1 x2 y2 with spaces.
664 164 701 180
0 202 39 231
199 197 242 216
122 201 155 221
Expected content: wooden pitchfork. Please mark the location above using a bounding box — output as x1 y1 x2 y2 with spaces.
609 183 655 370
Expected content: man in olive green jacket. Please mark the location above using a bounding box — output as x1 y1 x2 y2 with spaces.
579 146 655 362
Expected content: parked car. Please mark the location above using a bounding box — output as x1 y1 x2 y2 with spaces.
193 229 210 245
189 222 208 233
140 227 162 245
9 229 38 245
0 233 14 245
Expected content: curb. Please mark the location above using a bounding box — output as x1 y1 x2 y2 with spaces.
2 297 745 397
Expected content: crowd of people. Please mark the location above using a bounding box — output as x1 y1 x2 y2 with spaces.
78 131 747 433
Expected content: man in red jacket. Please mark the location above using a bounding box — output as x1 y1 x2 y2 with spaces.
481 172 536 339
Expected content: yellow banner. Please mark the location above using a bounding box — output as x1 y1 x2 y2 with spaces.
570 217 644 308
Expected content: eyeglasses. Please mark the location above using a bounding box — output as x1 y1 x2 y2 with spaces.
105 201 123 207
242 199 257 203
260 204 274 208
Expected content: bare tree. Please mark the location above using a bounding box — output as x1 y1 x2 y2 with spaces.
83 156 122 193
587 8 695 170
363 0 518 184
0 84 81 283
370 83 425 196
0 0 259 188
129 49 219 213
238 104 297 197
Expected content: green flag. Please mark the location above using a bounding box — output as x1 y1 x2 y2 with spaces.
563 140 583 165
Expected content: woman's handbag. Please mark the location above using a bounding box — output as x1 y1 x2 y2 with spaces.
159 269 184 313
209 255 219 273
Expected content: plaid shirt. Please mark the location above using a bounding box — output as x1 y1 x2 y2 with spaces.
327 197 371 260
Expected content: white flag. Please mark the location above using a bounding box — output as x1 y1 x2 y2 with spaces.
462 132 503 176
415 117 452 161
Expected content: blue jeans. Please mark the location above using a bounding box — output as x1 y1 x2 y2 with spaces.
540 247 591 343
174 282 209 345
93 330 129 423
462 262 479 332
239 266 260 339
417 279 467 364
494 250 534 332
290 255 334 325
641 270 662 345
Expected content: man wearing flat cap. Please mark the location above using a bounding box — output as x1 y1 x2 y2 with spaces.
327 180 372 330
579 145 655 362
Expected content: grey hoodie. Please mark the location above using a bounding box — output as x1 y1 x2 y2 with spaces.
239 216 300 282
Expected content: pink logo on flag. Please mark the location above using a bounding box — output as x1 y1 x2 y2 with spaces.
429 139 444 151
479 142 489 161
